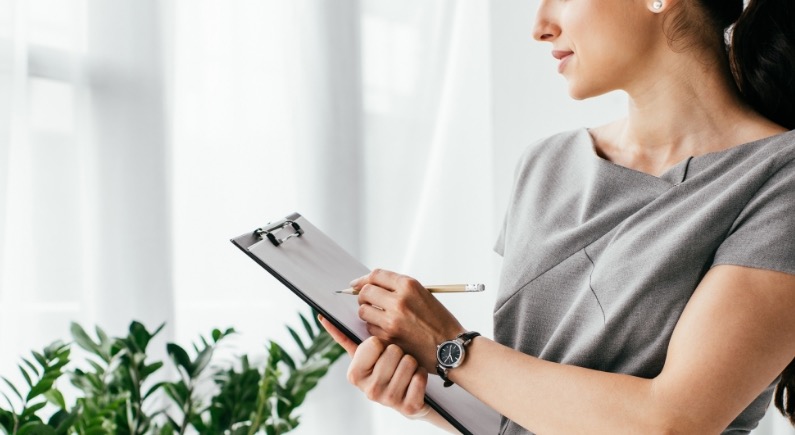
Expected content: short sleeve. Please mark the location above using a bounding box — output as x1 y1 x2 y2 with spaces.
494 213 507 257
713 159 795 275
493 141 539 258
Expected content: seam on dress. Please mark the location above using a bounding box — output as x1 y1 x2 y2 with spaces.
493 245 586 315
583 246 607 325
680 156 693 183
494 237 604 316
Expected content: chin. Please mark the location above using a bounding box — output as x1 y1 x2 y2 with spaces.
566 79 610 101
569 85 608 101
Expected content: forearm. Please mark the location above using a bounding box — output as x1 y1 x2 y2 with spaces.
351 268 795 434
448 337 702 434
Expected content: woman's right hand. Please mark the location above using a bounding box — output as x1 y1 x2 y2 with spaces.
318 314 431 419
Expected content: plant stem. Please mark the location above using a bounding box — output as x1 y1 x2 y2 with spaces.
248 374 273 435
178 379 194 435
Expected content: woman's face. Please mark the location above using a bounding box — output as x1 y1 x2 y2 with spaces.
533 0 664 100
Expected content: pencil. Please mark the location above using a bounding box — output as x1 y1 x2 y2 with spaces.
335 283 485 295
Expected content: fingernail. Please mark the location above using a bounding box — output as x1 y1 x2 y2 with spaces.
317 314 325 322
349 276 362 287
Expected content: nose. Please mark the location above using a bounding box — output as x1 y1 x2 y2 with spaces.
532 1 560 42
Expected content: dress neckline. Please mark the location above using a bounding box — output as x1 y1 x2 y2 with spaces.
579 127 795 185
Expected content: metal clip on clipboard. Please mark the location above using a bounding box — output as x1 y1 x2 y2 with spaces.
254 218 304 247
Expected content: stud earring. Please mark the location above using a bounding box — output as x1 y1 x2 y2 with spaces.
652 0 663 11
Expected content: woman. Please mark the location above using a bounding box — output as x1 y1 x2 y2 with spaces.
321 0 795 433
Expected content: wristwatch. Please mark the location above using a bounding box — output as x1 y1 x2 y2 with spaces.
436 331 480 387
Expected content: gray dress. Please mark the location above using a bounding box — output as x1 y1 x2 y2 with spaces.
494 128 795 434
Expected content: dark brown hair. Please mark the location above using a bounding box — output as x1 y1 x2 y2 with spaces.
695 0 795 424
728 0 795 130
775 359 795 425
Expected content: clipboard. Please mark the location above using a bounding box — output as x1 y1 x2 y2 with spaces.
231 212 501 435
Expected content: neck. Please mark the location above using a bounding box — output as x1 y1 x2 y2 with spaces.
603 47 785 176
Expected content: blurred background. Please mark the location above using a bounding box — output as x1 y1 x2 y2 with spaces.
0 0 790 433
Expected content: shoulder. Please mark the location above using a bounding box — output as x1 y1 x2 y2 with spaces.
738 129 795 163
514 128 589 174
690 130 795 188
712 130 795 275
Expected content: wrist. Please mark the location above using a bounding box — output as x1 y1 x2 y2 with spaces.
435 331 480 387
405 404 432 420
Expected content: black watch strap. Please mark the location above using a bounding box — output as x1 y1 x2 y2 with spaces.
437 331 481 388
458 331 481 344
437 365 454 388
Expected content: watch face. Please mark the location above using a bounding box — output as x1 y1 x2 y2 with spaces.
438 342 463 368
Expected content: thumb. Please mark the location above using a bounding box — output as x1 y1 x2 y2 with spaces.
318 314 357 356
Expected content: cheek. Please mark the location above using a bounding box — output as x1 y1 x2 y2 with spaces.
567 34 653 98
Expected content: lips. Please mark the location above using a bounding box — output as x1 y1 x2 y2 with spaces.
552 50 574 73
551 50 574 60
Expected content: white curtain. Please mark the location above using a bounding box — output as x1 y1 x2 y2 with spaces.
0 0 174 382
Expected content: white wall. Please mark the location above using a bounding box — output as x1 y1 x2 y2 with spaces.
490 0 626 218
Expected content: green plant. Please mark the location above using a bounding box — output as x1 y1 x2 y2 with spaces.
0 311 343 435
0 341 74 435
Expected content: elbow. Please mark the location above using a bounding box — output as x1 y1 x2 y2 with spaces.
645 408 724 435
646 424 720 435
645 381 725 435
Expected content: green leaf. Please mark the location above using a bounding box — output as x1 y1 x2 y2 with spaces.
31 353 47 368
299 313 315 341
1 377 22 402
43 390 66 410
151 323 166 339
95 325 110 346
143 382 167 401
19 366 33 388
70 323 105 361
286 327 307 357
162 383 188 407
27 378 57 402
17 422 55 435
0 408 15 433
1 391 17 414
159 422 176 435
129 321 154 352
142 361 164 378
86 360 106 375
84 427 110 435
166 344 192 377
49 409 79 435
190 346 213 377
21 359 40 378
21 401 47 419
42 341 67 359
270 342 295 370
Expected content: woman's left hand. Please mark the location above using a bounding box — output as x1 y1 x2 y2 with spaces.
351 269 466 372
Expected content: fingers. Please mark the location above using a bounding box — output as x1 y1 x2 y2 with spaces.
351 269 421 295
348 336 387 384
366 344 404 400
387 353 420 404
403 367 430 417
357 283 394 308
359 302 391 330
346 339 428 419
318 314 357 356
